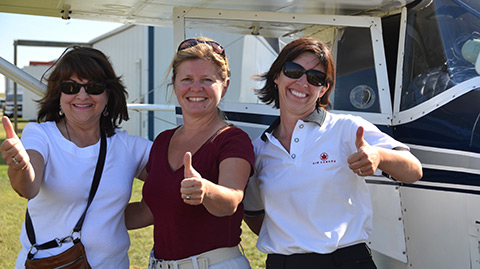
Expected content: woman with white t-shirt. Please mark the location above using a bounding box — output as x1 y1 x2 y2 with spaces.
0 46 152 268
243 37 422 268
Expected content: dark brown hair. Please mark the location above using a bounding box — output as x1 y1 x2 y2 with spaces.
38 46 128 137
255 37 335 109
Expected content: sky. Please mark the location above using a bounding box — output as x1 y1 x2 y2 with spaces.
0 12 124 93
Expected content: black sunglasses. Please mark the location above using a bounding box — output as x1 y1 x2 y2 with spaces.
60 81 106 95
282 61 327 87
178 38 226 58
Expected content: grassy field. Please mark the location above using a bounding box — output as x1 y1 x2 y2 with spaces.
0 120 266 268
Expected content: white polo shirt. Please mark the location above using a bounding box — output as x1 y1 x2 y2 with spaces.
244 109 408 255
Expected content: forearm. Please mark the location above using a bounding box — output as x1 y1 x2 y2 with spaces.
137 168 148 181
9 161 39 199
125 200 153 230
202 182 244 217
377 148 423 184
243 214 264 235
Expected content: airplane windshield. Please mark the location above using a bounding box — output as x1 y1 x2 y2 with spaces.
400 0 480 110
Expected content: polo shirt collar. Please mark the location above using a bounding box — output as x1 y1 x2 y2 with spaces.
261 108 327 141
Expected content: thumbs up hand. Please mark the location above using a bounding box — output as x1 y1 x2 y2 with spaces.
0 116 29 169
181 152 207 205
347 126 379 177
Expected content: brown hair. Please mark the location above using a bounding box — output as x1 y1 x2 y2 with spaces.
38 46 128 137
255 37 335 110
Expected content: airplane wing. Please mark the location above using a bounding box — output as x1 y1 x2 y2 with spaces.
0 0 415 105
0 0 415 26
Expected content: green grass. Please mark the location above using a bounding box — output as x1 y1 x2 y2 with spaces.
0 164 27 267
0 173 266 268
0 121 266 268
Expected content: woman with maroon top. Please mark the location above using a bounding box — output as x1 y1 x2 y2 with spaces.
126 37 254 269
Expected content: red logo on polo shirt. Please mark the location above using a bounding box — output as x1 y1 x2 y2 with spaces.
313 152 336 165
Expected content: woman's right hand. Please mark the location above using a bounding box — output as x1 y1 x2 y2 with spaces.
1 116 29 169
1 116 43 199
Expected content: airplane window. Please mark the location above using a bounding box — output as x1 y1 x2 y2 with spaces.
333 27 380 113
401 0 480 111
381 14 401 104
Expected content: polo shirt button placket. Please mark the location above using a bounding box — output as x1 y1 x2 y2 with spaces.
294 138 299 143
299 124 304 129
291 154 296 159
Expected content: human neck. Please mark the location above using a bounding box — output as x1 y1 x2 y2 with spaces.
61 119 101 148
274 109 312 152
181 113 225 134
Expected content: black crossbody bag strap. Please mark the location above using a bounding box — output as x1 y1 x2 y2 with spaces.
25 132 107 258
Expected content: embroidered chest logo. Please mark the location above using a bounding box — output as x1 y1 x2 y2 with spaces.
313 152 337 165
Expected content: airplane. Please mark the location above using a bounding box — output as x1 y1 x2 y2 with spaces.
1 0 480 268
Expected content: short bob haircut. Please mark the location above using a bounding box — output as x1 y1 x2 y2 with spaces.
255 37 335 110
38 46 129 137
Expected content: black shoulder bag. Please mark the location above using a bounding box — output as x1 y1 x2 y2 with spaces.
24 132 107 269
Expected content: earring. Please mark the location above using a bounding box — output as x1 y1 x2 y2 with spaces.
59 106 64 116
103 106 109 117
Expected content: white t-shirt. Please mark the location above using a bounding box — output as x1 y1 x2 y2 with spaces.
15 121 152 268
244 110 408 255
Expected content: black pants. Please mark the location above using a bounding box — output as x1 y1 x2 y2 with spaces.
266 243 377 269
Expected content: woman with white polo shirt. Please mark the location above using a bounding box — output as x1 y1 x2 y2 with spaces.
243 37 423 268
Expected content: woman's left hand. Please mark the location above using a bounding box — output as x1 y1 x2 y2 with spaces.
180 151 250 216
181 152 208 205
347 126 380 177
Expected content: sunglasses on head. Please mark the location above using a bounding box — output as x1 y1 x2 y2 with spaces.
177 38 226 58
60 81 106 95
282 61 327 87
